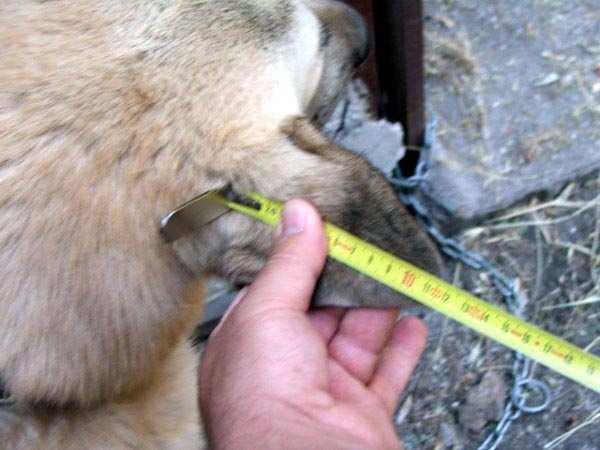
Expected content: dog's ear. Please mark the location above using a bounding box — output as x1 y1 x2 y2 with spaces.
177 117 444 311
278 117 444 309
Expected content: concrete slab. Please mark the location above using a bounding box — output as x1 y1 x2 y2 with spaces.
422 0 600 220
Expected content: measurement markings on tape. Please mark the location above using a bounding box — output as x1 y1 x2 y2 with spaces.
214 192 600 393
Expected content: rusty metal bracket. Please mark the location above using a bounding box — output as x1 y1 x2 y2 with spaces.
343 0 426 177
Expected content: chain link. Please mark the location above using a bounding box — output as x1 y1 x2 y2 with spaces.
391 122 551 450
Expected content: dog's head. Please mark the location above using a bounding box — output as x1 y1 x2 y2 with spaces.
170 0 444 309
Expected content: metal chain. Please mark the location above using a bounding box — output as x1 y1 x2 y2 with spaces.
391 122 551 450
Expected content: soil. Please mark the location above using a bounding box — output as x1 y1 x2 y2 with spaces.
394 1 600 449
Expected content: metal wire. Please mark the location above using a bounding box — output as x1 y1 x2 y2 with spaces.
391 122 551 450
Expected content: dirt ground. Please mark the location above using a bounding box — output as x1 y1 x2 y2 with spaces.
395 1 600 449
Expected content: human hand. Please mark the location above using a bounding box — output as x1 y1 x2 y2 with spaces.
199 200 427 450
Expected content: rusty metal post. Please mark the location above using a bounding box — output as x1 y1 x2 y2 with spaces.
373 0 425 176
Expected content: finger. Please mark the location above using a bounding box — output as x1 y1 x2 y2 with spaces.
308 307 345 342
327 360 405 450
327 359 371 407
239 199 328 313
368 316 427 415
327 308 399 383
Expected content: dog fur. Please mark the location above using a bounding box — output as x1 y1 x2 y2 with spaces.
0 1 442 448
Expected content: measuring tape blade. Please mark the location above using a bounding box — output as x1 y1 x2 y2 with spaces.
213 192 600 393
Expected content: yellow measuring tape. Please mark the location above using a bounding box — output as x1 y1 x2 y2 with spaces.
212 192 600 393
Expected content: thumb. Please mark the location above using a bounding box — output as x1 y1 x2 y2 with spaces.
238 199 328 313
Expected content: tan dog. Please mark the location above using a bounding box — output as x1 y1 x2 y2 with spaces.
0 1 442 448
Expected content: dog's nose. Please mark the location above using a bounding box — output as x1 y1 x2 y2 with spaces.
343 5 370 68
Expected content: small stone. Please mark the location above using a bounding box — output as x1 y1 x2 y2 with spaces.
435 15 456 29
395 395 413 425
592 82 600 94
534 73 560 87
467 343 483 366
337 121 405 176
325 80 405 176
458 371 507 432
561 73 575 87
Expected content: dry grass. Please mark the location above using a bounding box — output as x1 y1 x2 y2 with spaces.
454 173 600 446
425 31 490 143
543 406 600 449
